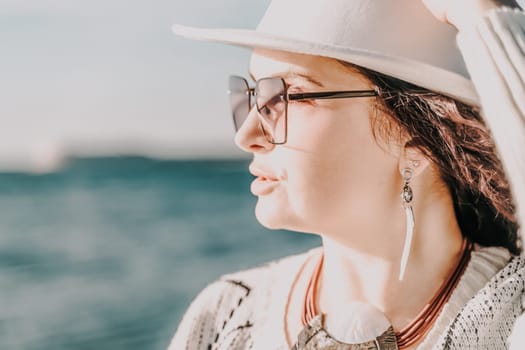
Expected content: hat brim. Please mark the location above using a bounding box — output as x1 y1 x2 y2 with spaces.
173 24 480 107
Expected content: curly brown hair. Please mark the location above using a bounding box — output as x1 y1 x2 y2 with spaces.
339 61 521 255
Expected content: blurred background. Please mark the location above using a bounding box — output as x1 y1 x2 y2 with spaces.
0 1 322 349
2 1 524 349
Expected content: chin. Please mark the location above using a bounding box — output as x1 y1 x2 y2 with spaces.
254 198 291 230
253 192 320 233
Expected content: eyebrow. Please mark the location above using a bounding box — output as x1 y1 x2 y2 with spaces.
248 70 325 88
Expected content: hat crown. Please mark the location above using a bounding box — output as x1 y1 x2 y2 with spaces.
172 0 479 105
257 0 467 77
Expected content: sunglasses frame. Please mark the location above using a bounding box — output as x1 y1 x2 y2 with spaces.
228 75 379 145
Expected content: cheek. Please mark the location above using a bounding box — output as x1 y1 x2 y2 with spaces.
284 102 374 191
270 150 358 233
278 103 396 225
286 101 373 157
271 139 354 225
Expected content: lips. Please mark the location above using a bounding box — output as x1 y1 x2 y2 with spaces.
248 164 279 181
249 163 280 195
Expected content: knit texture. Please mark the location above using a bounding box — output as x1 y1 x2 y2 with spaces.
169 245 525 350
433 256 525 349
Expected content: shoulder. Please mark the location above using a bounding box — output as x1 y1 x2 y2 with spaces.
476 250 525 304
492 254 525 287
168 247 320 350
479 253 525 305
437 252 525 349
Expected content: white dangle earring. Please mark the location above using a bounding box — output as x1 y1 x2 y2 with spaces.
399 168 415 281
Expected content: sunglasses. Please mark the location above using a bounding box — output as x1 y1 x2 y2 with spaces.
228 75 378 144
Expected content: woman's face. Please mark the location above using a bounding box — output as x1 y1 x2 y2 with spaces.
236 49 403 236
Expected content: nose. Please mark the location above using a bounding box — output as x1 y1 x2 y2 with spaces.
234 106 275 153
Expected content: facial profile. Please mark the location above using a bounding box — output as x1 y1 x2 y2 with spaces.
235 49 426 244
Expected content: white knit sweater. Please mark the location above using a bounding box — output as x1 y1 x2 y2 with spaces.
170 245 524 349
170 7 525 350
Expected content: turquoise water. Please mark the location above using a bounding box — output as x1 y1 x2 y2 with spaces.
0 157 320 349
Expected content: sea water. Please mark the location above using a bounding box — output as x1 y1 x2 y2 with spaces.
0 157 320 350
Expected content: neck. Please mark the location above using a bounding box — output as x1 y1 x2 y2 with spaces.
317 192 464 331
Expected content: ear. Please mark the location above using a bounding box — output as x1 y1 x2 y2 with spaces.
398 144 430 179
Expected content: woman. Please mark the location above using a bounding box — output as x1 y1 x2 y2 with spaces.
170 0 525 349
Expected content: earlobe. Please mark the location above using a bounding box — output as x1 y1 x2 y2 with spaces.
398 145 430 179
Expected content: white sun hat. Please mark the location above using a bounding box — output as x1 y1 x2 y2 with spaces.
173 0 480 107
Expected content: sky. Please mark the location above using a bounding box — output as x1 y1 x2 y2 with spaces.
1 0 523 171
1 0 270 171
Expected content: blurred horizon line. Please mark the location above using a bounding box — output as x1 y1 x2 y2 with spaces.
0 140 249 174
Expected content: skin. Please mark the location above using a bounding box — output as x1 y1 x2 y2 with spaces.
234 0 507 348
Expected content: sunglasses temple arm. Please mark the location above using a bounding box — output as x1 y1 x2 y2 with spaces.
288 90 378 101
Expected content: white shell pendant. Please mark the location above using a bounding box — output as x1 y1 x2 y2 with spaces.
324 302 392 343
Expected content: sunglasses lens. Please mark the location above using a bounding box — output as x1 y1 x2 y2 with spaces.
228 76 251 132
256 78 287 144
